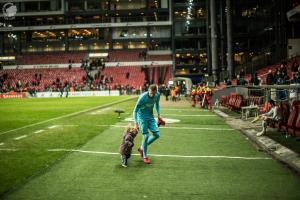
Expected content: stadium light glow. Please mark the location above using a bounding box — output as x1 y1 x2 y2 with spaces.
89 53 108 58
0 56 15 61
185 0 194 31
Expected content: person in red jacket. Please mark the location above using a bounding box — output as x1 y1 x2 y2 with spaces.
204 85 213 109
197 84 204 108
191 87 197 107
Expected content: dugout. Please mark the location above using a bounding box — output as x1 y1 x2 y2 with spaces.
168 77 192 95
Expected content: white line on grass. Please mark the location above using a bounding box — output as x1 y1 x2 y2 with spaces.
14 135 27 140
90 107 111 115
48 125 58 129
163 108 209 111
0 97 135 136
0 148 18 151
96 125 234 131
0 143 4 146
34 130 45 134
159 126 234 131
214 110 229 118
163 114 216 117
48 149 271 160
48 125 78 129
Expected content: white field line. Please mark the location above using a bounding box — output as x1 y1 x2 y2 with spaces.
48 125 58 129
14 135 28 140
34 130 45 134
163 108 209 111
214 110 229 118
96 125 234 131
48 125 78 129
48 149 271 160
0 148 18 151
13 126 78 141
0 97 135 136
90 107 112 115
163 114 216 117
0 142 4 146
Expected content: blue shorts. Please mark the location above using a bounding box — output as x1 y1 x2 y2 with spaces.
138 118 159 135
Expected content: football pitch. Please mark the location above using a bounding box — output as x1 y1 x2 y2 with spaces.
0 96 300 200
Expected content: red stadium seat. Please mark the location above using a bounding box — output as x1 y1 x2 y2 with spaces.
281 105 298 136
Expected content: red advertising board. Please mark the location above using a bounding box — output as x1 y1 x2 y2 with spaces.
0 92 26 99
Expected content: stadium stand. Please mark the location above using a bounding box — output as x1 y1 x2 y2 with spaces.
19 52 86 65
0 68 86 92
108 51 141 62
147 55 172 61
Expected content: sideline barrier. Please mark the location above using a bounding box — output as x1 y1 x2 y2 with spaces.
35 90 120 98
0 92 26 99
0 90 120 98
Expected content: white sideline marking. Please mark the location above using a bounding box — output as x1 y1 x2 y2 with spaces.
96 124 234 131
48 125 78 129
163 108 209 111
0 97 135 136
48 149 271 160
214 110 229 118
90 107 111 115
0 143 4 146
34 130 45 134
159 126 234 131
0 148 18 151
125 117 180 123
48 125 58 129
163 114 216 117
14 135 27 140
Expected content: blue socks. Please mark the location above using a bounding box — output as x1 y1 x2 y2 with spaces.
141 132 160 158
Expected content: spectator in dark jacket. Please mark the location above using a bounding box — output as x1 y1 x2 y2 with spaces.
292 61 299 74
250 73 260 85
237 75 247 85
291 73 300 84
266 70 274 85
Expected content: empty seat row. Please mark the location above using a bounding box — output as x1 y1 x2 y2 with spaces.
219 93 245 110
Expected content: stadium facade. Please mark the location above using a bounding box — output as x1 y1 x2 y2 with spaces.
0 0 299 83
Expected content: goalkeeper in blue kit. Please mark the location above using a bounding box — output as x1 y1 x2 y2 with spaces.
133 84 162 164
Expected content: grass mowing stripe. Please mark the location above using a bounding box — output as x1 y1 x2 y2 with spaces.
96 124 234 131
48 149 271 160
0 96 135 136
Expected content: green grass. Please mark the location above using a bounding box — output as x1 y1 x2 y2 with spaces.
0 96 136 196
0 97 130 133
217 107 241 118
1 98 300 200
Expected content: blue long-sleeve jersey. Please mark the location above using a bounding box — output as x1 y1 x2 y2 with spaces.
133 91 160 124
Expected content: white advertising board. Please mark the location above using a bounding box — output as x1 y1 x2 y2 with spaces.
35 90 120 98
